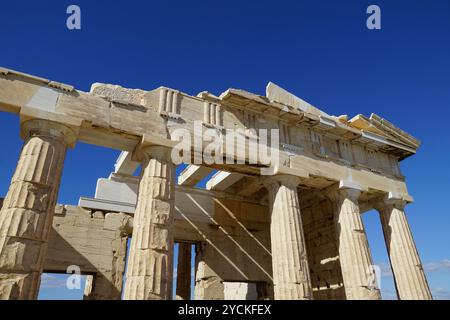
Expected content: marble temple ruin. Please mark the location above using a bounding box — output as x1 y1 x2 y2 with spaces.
0 67 432 300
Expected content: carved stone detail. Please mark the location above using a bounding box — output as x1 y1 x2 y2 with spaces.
159 88 181 119
203 102 223 128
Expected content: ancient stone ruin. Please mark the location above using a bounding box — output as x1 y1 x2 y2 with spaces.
0 67 431 300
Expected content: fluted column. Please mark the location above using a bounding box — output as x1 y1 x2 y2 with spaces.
0 119 77 300
376 199 432 300
265 175 312 300
176 242 191 300
123 146 175 300
331 188 381 300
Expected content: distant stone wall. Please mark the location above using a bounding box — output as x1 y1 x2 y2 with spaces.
44 196 273 300
302 199 345 300
182 198 273 300
44 205 130 300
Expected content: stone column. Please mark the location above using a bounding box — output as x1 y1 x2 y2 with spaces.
264 175 312 300
123 146 175 300
0 119 77 300
331 188 381 300
176 242 191 300
376 198 432 300
194 242 225 300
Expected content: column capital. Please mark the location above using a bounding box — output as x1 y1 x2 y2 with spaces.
339 188 361 202
263 175 301 191
133 144 173 163
374 193 408 212
325 180 367 204
20 119 78 148
132 133 179 162
143 145 172 160
328 186 362 204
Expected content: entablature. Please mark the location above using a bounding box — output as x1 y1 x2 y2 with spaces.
0 67 418 197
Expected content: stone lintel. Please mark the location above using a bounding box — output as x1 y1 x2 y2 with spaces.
114 151 140 176
206 171 244 191
178 165 214 186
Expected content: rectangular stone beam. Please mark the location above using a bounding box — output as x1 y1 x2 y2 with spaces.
79 178 266 217
206 171 244 191
114 151 140 176
178 165 214 186
95 174 139 204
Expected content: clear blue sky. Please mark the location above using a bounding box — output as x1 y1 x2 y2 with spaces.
0 0 449 300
